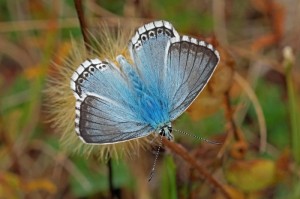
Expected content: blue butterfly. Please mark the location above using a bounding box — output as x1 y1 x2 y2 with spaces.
70 20 220 144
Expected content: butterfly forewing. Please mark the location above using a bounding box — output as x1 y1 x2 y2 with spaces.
164 36 220 121
129 20 179 99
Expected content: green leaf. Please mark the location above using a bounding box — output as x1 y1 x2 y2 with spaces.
70 157 108 197
161 156 177 199
174 111 224 143
248 80 289 148
111 159 135 189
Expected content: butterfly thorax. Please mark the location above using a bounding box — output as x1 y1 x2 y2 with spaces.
158 122 173 140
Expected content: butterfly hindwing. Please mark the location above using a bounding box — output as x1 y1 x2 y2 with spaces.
70 59 154 144
164 36 220 121
75 96 153 144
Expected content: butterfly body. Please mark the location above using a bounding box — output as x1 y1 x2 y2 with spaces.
117 55 172 137
70 20 219 144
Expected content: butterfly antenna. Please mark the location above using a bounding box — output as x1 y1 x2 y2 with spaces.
173 129 222 145
148 135 163 182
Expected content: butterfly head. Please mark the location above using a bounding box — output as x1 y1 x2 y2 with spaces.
158 123 173 141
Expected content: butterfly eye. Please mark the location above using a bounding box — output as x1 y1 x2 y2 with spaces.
159 129 165 136
148 30 155 38
168 126 172 133
89 66 95 72
141 34 148 41
157 28 163 34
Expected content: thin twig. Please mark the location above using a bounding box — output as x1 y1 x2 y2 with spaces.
223 91 241 142
234 72 267 153
162 138 231 199
212 0 229 46
74 0 91 52
221 90 249 160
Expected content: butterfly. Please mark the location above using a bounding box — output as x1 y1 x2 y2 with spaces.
70 20 220 144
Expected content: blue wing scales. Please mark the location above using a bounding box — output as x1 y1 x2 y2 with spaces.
129 20 179 100
70 59 154 144
129 21 219 122
164 36 220 120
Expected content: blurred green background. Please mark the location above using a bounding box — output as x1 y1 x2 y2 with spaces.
0 0 300 198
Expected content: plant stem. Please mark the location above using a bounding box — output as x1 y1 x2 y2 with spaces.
74 0 92 52
162 138 231 199
283 47 300 165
